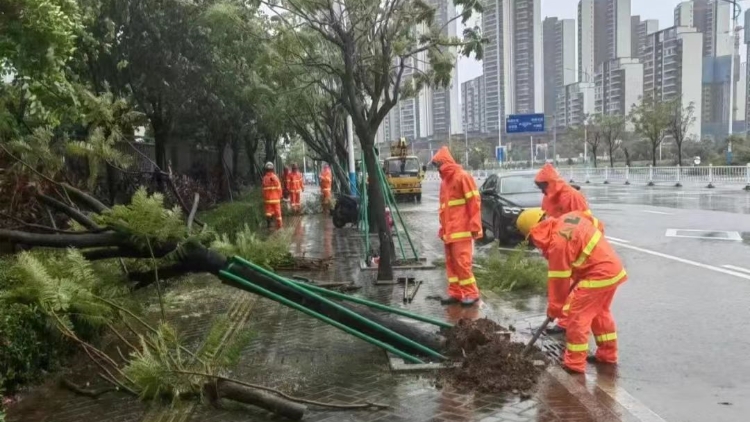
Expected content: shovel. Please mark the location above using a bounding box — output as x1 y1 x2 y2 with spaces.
522 316 552 357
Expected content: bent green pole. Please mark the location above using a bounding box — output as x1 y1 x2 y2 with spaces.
219 270 424 364
228 257 446 361
288 279 452 329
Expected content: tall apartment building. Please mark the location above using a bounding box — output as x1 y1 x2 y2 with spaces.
674 0 732 57
543 17 576 119
558 82 596 129
578 0 632 81
675 0 734 139
426 0 462 136
595 58 643 116
642 26 704 139
483 0 543 133
462 76 486 133
377 0 462 142
631 16 659 57
745 9 750 127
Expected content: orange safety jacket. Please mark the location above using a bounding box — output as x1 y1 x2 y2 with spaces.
286 171 304 193
432 147 482 244
262 172 283 204
535 163 604 233
319 168 332 191
529 211 627 319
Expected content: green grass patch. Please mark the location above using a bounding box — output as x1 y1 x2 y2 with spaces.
475 243 547 294
199 190 265 239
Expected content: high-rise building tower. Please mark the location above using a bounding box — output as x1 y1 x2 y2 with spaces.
631 16 659 57
642 26 704 139
579 0 632 82
595 58 643 117
462 76 486 133
483 0 543 133
674 0 732 57
543 17 576 120
426 0 462 136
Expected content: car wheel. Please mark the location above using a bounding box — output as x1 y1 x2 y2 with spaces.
494 215 512 246
416 193 422 203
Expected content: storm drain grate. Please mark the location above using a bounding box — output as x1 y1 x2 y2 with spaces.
666 229 742 241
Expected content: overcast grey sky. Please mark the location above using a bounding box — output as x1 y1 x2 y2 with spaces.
457 0 749 82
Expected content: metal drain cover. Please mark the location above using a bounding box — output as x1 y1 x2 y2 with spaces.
666 229 742 241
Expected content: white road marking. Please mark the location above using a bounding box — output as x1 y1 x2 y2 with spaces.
722 265 750 275
641 210 672 215
665 229 743 241
609 240 750 281
605 236 630 243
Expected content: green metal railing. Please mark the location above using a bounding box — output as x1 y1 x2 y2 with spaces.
220 256 449 363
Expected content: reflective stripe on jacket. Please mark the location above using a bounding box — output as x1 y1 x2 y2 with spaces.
262 172 283 204
432 147 482 244
529 211 626 319
286 172 304 193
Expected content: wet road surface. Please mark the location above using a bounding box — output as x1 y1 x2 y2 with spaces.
414 180 750 422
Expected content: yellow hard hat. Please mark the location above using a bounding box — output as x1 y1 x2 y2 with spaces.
516 208 545 237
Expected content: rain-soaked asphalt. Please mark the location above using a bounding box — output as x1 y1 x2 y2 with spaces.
412 179 750 422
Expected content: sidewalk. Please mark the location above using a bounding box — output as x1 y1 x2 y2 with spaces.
7 214 649 422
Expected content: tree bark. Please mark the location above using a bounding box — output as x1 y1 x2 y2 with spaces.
205 380 306 421
652 144 658 167
362 145 394 281
677 142 683 167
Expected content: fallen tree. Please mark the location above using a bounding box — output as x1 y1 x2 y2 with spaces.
0 183 445 419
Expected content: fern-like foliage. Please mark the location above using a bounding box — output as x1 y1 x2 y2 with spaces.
124 323 197 402
1 250 114 331
195 316 253 374
7 127 65 178
94 187 187 246
67 127 133 189
210 225 293 269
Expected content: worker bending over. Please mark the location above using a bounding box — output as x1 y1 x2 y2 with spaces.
286 163 304 213
431 147 482 306
516 208 626 373
535 163 605 334
262 162 283 229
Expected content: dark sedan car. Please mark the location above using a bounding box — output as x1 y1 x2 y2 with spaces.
480 171 542 245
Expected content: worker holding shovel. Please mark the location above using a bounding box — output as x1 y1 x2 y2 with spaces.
534 163 604 336
516 208 626 373
431 147 482 307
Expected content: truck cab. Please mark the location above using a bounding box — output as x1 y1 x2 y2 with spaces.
384 138 425 202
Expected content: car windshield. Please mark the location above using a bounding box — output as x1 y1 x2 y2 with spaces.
499 175 538 194
386 158 420 175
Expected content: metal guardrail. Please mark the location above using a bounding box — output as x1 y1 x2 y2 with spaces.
424 164 750 189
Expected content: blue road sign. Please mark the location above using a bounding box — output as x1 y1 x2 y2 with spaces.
506 113 545 134
495 146 505 163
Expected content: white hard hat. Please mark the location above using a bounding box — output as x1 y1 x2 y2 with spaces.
265 162 274 170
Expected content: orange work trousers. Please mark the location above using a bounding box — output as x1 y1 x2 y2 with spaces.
320 188 331 204
557 286 577 329
264 203 283 228
443 240 480 301
564 286 619 373
290 191 302 211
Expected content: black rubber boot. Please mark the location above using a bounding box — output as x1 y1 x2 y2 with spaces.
440 297 461 305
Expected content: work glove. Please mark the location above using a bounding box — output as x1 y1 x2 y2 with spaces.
547 304 562 321
438 228 444 240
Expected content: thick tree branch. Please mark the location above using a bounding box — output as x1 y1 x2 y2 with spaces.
37 194 101 230
0 229 121 248
61 183 109 213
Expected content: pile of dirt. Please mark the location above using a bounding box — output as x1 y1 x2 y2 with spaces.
439 318 547 395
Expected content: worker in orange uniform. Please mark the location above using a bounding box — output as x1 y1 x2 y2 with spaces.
282 166 291 200
534 163 604 335
262 162 283 229
319 164 333 213
516 208 626 373
431 147 482 306
286 163 304 213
